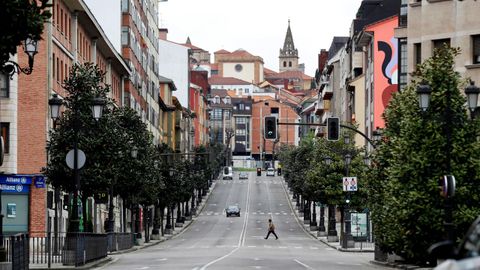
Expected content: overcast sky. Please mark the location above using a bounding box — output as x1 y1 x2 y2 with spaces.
86 0 361 76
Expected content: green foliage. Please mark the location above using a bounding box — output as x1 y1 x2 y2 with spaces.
368 46 480 263
45 63 162 208
0 0 51 65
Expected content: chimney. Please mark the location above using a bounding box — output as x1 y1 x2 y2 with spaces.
318 49 329 72
159 28 168 40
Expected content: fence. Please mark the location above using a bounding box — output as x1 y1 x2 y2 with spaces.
107 233 134 252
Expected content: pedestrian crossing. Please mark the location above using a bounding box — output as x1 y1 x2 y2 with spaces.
220 180 283 184
156 245 328 250
199 211 294 216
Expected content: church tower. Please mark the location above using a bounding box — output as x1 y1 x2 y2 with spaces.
279 20 299 72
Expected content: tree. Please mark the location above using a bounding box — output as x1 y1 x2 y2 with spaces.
0 0 51 66
368 46 480 263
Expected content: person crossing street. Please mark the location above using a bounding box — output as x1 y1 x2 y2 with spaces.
265 219 278 240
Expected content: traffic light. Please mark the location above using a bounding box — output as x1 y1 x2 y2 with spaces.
327 117 339 141
264 116 277 140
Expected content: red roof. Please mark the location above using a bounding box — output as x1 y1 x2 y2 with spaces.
264 67 279 76
214 49 230 54
265 70 313 80
182 43 205 51
209 76 251 85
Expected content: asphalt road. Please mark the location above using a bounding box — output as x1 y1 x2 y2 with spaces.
97 172 385 270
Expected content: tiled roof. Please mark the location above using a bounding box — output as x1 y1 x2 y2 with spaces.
210 89 230 98
209 76 251 85
264 67 279 76
265 70 313 80
214 49 230 54
182 43 205 51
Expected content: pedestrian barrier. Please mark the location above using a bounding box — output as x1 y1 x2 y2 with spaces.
107 232 135 252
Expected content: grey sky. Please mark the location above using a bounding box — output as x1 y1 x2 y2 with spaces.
86 0 361 76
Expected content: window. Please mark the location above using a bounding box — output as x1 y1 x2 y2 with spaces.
473 35 480 64
245 106 250 110
239 103 245 110
0 73 9 98
414 43 422 67
289 61 292 67
236 117 246 124
236 129 246 136
235 64 243 72
121 0 129 12
283 61 286 67
224 96 231 104
121 27 129 45
214 96 220 104
433 38 450 51
400 0 408 27
224 110 231 120
399 39 408 91
245 88 249 94
212 109 222 120
1 123 9 154
271 107 279 114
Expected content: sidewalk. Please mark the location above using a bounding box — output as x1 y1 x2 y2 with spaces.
30 179 219 269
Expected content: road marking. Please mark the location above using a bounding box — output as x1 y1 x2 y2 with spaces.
199 169 252 270
294 259 315 270
155 258 167 261
248 246 256 248
134 267 149 270
310 247 319 250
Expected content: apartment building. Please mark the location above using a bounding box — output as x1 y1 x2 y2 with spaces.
1 0 131 235
395 0 480 90
121 0 161 144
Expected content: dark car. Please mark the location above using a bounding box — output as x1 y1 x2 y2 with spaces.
225 205 240 217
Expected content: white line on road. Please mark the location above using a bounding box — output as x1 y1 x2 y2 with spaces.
294 259 315 270
155 258 168 261
135 267 150 270
199 171 253 270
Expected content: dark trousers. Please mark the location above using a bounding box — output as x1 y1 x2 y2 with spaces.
265 230 278 239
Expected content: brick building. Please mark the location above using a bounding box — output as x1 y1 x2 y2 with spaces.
0 0 131 235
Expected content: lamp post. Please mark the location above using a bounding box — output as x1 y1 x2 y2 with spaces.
343 149 354 249
416 81 479 242
48 93 105 232
3 36 39 78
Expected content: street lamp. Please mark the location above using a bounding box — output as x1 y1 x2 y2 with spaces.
3 36 39 78
415 81 480 242
48 94 105 232
343 149 354 249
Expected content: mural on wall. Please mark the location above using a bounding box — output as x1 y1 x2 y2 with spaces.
366 16 399 129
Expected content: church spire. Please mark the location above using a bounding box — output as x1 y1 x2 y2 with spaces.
186 36 191 45
279 20 299 72
281 19 297 57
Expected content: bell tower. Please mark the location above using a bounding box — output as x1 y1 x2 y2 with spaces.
279 20 299 72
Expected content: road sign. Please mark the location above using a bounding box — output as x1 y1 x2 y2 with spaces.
66 149 86 169
343 176 358 191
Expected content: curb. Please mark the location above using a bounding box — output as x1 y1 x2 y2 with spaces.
370 260 433 270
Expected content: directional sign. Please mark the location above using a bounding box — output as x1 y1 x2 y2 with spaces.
342 177 358 192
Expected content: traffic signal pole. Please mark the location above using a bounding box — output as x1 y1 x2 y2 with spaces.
276 122 378 149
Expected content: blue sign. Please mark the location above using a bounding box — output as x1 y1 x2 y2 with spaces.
0 184 29 194
35 177 46 188
0 175 45 185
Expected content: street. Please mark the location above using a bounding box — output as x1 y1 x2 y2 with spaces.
97 172 384 270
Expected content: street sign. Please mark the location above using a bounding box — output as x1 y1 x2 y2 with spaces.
343 176 358 191
66 149 86 169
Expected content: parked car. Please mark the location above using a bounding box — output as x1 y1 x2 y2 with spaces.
266 168 275 176
430 216 480 269
222 166 233 180
225 205 240 217
239 172 248 179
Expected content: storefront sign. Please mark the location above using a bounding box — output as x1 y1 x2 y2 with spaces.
0 184 29 193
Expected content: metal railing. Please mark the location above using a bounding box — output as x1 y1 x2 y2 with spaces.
11 234 29 270
107 232 134 252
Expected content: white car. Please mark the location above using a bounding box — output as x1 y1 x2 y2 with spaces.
222 166 233 180
266 168 275 176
